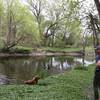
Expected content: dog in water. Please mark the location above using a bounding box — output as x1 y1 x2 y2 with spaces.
24 75 40 85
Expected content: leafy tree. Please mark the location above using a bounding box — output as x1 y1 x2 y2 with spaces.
0 0 41 50
0 0 83 50
44 0 81 47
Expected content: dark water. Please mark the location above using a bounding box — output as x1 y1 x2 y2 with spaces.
0 56 91 85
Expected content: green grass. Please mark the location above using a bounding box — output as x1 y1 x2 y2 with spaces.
0 45 94 53
0 65 95 100
14 46 81 53
41 47 81 52
10 45 95 53
15 46 33 51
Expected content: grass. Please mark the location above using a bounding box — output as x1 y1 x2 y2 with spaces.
13 46 81 53
15 46 33 51
0 64 95 100
0 45 94 53
41 47 81 52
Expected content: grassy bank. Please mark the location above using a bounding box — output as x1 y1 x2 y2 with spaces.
0 65 95 100
0 46 94 53
39 47 81 52
12 46 81 53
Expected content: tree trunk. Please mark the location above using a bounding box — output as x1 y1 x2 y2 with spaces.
94 0 100 18
89 13 99 60
5 7 17 50
0 16 2 35
89 13 99 47
6 11 12 45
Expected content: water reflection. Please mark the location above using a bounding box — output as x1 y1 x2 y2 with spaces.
0 56 93 84
0 74 11 85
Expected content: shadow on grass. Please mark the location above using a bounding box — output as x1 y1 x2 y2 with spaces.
38 81 52 86
75 66 88 71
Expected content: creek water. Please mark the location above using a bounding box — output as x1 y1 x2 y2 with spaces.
0 56 94 84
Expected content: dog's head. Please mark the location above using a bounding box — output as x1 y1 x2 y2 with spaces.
32 75 40 81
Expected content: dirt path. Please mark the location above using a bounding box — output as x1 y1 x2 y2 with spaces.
86 85 94 100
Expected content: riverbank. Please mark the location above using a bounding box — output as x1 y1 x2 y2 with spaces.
0 51 84 58
0 64 95 100
0 46 93 58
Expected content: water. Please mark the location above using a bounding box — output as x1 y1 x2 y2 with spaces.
0 56 94 85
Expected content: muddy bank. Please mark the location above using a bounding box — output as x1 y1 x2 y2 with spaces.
0 51 84 58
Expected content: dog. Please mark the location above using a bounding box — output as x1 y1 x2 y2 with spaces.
24 76 40 85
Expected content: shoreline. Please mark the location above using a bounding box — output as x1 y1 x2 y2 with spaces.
0 51 84 57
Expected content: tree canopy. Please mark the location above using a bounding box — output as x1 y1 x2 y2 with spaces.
0 0 99 49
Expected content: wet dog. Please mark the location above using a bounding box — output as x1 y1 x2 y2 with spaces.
24 76 40 85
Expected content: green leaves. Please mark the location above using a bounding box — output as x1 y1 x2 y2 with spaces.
0 0 82 48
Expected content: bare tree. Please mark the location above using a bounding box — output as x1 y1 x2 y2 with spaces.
3 0 27 50
94 0 100 18
27 0 43 35
89 13 99 47
5 0 16 48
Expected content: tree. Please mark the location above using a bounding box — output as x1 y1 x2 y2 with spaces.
0 0 35 49
0 0 83 49
43 0 81 47
26 0 44 39
94 0 100 18
0 0 3 32
0 0 21 50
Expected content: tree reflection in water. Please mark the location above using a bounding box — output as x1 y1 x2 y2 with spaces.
0 56 92 84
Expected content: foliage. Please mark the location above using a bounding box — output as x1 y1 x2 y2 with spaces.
0 0 41 49
0 0 84 50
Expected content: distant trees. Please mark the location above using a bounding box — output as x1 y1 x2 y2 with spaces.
0 0 39 50
42 0 82 47
0 0 83 49
0 0 27 50
27 0 43 38
86 0 100 48
78 0 100 56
